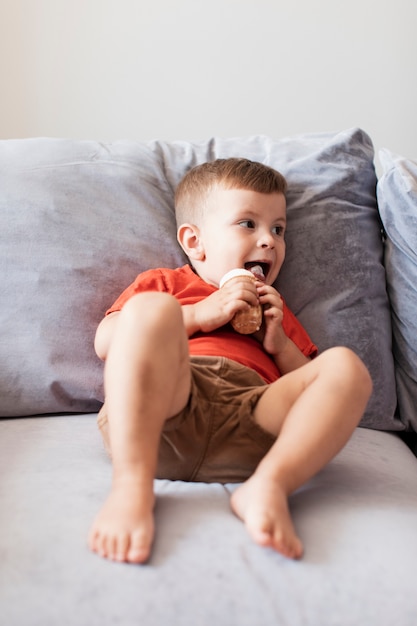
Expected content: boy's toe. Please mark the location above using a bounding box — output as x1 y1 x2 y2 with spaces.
115 532 130 561
127 529 152 563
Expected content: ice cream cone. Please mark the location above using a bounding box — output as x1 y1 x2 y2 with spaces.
220 268 263 334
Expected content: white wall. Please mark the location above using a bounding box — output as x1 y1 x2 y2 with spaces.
0 0 416 164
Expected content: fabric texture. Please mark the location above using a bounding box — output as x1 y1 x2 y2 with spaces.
0 129 399 430
2 415 417 625
0 139 187 416
105 264 318 384
377 149 417 432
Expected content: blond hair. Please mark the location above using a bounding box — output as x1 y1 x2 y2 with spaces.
174 158 287 227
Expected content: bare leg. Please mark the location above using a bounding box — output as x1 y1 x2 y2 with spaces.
89 293 191 563
231 347 372 558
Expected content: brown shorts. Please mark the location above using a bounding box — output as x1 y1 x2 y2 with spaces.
97 356 276 483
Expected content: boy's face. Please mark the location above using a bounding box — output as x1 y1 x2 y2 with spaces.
192 186 287 287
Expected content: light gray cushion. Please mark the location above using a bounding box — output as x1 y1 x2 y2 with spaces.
153 129 400 430
0 139 187 416
1 416 417 624
0 130 399 430
377 149 417 432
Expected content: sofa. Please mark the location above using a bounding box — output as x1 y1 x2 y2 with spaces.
1 128 417 626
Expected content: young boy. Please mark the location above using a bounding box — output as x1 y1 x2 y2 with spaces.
88 158 372 564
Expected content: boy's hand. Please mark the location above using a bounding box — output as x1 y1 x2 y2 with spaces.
184 277 260 335
254 282 311 373
253 283 287 355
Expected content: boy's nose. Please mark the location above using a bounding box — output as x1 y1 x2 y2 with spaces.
258 231 275 249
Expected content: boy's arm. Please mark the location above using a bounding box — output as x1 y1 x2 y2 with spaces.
256 283 311 375
181 305 201 337
268 329 311 375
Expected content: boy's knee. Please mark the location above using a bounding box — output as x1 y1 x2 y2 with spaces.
120 292 182 329
322 347 373 397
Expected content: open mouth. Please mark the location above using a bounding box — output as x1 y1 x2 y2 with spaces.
244 261 270 281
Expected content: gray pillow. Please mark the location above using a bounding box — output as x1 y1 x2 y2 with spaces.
377 149 417 432
0 139 186 416
0 130 400 431
153 129 400 430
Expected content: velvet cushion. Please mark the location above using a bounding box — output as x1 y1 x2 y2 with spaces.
153 129 400 430
0 139 187 415
0 130 400 430
377 149 417 432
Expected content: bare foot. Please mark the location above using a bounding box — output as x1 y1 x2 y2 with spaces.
230 475 303 559
88 477 155 563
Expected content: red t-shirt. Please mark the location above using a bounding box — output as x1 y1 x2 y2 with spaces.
106 265 318 384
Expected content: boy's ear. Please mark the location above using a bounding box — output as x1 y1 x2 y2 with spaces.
177 224 205 260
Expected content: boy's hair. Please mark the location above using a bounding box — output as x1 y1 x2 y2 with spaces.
174 158 287 227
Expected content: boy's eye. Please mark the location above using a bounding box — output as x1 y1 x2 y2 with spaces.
239 220 255 229
272 225 285 236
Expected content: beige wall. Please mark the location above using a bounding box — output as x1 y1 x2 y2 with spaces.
0 0 416 163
